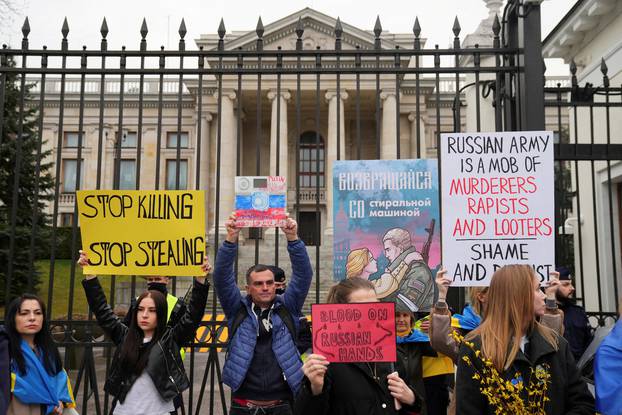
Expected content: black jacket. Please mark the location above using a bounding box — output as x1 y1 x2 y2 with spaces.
396 341 437 415
295 361 422 415
455 329 595 415
0 326 9 415
559 301 593 361
82 277 209 404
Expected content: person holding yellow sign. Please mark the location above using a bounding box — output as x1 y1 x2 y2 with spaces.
78 251 211 415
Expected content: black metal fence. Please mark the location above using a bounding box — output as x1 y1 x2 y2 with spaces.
1 1 620 414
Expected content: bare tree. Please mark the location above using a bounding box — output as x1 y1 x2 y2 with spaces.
0 0 22 41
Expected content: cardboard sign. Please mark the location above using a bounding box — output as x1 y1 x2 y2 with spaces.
332 159 439 313
311 302 396 363
235 176 287 227
77 190 206 276
440 131 555 286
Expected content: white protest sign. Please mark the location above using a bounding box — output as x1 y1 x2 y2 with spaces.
440 131 555 286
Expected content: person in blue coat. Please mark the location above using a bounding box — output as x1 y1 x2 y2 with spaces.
213 213 313 415
594 304 622 415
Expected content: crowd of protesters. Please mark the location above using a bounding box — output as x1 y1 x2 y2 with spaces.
1 213 620 414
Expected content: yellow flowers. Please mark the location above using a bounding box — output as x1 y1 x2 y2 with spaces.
452 331 551 415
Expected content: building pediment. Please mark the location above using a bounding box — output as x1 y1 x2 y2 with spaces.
195 8 421 52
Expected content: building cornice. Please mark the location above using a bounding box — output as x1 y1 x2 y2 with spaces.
543 0 620 62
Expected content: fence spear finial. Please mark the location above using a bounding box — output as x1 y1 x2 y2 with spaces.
179 18 187 39
22 17 30 39
218 18 226 39
374 15 382 37
101 18 109 38
453 16 461 48
256 16 264 38
413 17 421 49
140 18 148 39
62 17 69 39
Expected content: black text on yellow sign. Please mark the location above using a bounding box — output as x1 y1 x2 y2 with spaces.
77 190 206 276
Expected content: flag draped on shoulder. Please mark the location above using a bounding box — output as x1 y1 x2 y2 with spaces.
11 340 75 413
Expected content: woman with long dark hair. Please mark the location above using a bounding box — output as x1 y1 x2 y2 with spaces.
5 294 76 415
295 278 421 415
455 265 594 415
78 251 211 415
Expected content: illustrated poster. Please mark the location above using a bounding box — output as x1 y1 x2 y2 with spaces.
333 160 440 313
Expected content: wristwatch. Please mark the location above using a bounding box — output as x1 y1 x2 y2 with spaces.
545 298 558 309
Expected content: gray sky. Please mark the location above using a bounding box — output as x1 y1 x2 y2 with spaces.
3 0 575 74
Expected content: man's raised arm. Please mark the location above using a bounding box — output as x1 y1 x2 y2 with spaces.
281 217 313 314
212 213 244 319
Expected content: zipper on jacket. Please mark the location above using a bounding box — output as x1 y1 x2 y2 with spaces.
158 341 180 394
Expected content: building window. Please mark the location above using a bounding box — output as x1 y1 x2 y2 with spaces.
63 132 82 148
166 159 188 190
62 159 83 193
60 213 73 227
298 211 321 246
119 159 136 190
299 131 325 187
167 132 189 148
120 131 137 148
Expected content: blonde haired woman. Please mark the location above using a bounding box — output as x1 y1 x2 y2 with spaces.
455 265 594 415
345 248 377 279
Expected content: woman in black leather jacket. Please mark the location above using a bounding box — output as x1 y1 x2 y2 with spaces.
78 251 210 414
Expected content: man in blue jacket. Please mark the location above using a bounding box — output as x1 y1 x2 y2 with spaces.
213 213 313 415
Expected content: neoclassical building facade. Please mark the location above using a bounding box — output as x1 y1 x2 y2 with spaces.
38 7 568 285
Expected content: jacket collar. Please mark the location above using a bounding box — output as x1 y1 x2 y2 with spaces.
513 328 558 366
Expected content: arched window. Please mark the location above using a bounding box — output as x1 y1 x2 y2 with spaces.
298 131 325 187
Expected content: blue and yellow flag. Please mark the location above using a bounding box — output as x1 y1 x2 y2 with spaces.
11 340 75 413
451 305 481 331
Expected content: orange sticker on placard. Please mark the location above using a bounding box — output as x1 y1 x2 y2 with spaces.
311 302 396 363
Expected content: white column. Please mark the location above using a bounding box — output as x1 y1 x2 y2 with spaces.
197 113 212 234
268 89 291 177
380 90 398 159
212 91 237 236
408 112 427 159
198 113 212 189
324 90 348 236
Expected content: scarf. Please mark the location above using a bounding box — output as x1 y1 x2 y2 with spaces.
11 340 74 414
396 318 430 344
451 304 482 331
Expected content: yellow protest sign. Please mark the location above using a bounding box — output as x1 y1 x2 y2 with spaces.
77 190 205 276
